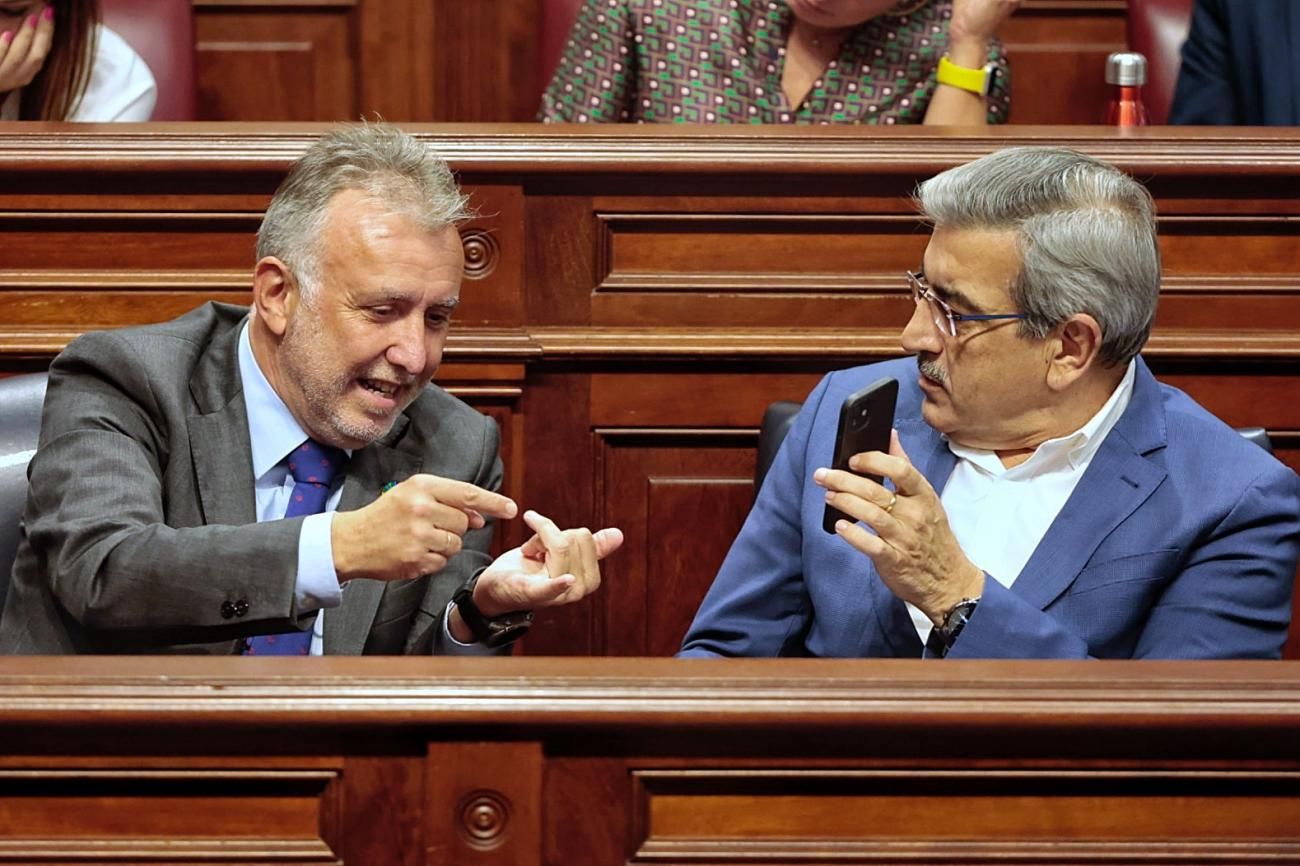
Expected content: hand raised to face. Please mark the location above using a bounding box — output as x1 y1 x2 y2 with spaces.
0 5 53 96
949 0 1022 44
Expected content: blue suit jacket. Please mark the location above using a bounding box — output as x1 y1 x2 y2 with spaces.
681 357 1299 659
1169 0 1300 125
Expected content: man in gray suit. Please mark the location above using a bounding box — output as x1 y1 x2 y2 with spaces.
0 125 622 654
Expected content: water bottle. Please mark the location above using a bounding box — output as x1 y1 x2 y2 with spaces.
1105 52 1149 127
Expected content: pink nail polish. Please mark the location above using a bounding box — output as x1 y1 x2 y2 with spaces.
42 5 53 20
26 14 36 28
1 31 12 45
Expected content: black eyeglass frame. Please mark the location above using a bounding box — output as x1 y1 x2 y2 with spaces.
906 270 1027 337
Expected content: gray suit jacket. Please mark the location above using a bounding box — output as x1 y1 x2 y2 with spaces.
0 302 503 654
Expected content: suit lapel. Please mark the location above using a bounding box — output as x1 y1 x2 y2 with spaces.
324 416 423 656
1009 360 1169 611
1288 1 1300 122
867 418 955 657
188 317 257 527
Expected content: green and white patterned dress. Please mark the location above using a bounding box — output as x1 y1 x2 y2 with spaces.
539 0 1011 124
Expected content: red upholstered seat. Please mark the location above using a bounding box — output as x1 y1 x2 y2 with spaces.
540 0 585 86
100 0 197 120
1127 0 1195 125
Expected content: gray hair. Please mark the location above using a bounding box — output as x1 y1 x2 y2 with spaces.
916 146 1160 365
256 124 470 291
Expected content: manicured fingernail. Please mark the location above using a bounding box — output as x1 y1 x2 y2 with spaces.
42 6 53 20
1 31 12 44
26 14 36 27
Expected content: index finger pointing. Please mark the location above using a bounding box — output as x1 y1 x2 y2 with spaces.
523 509 571 578
417 475 518 519
522 509 567 550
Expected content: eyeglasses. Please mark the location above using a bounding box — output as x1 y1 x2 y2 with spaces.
906 270 1026 338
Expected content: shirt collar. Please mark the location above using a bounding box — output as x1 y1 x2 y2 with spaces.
238 320 338 480
947 359 1137 475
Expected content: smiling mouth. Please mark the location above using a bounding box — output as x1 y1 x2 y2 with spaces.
360 378 403 400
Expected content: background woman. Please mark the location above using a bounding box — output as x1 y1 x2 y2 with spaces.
540 0 1020 125
0 0 155 120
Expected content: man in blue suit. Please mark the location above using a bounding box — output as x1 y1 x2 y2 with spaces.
1170 0 1300 125
682 146 1300 660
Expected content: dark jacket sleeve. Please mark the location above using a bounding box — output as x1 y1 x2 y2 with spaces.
1170 0 1239 124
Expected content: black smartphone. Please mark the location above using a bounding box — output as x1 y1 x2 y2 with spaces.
822 376 899 534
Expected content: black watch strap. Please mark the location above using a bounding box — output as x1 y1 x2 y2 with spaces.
925 597 979 659
452 574 533 649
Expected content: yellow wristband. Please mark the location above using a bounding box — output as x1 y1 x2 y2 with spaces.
937 55 996 97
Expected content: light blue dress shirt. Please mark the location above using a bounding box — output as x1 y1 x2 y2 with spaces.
238 323 344 655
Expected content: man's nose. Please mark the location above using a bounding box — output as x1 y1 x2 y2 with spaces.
900 300 942 356
386 317 427 374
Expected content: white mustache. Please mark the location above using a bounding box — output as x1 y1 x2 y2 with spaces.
917 355 947 387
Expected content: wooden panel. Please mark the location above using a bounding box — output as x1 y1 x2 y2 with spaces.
0 769 338 862
641 770 1300 837
331 756 424 866
0 212 258 268
598 430 756 656
634 772 1300 863
354 0 434 121
425 742 542 866
512 368 597 656
1002 0 1127 125
196 5 357 121
454 184 528 328
598 214 925 285
1 659 1300 864
195 0 544 122
425 1 542 122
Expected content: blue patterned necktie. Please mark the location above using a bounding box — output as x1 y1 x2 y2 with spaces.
243 438 347 656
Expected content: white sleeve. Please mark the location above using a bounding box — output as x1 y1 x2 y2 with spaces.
69 25 158 121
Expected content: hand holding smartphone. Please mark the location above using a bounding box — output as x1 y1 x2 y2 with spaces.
822 377 899 534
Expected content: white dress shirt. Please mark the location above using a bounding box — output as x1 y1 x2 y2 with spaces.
1 26 156 121
908 361 1137 644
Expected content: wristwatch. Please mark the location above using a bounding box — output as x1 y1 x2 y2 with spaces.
926 596 979 659
452 574 534 649
937 55 998 97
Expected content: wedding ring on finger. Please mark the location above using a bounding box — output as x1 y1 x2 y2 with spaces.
883 492 898 515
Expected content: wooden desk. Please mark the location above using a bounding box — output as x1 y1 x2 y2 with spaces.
1 124 1297 657
1 658 1299 864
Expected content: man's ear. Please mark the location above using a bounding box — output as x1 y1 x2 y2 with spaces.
252 257 297 337
1046 314 1104 391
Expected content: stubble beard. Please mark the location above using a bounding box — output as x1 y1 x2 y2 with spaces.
281 308 414 447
